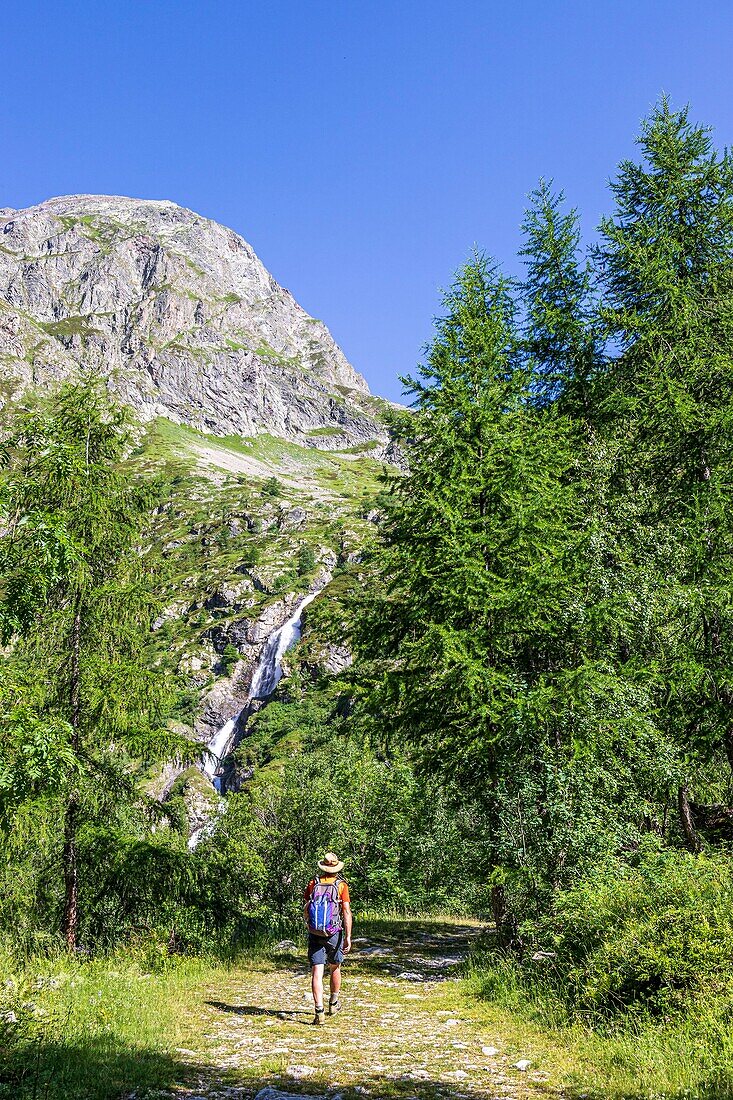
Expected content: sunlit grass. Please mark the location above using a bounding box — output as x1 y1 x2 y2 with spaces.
4 919 728 1100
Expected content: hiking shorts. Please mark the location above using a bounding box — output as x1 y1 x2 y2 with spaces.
307 930 344 967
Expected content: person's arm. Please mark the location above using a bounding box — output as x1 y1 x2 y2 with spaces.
303 882 313 929
342 902 353 952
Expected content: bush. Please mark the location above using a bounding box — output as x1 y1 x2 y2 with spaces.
297 545 316 576
498 847 733 1021
262 477 282 498
220 644 240 676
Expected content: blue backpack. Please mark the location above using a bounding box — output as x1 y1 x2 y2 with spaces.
307 875 344 937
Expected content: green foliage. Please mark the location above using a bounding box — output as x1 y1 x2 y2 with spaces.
76 824 265 951
356 255 581 779
520 178 600 410
262 476 282 498
226 738 478 919
220 643 240 675
297 543 316 575
475 848 733 1025
547 849 733 1017
0 379 195 947
353 99 733 955
593 99 733 779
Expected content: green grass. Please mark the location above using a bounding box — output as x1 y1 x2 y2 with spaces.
160 420 386 500
0 949 214 1099
4 923 729 1100
306 426 345 437
253 341 301 369
39 316 99 340
464 952 733 1098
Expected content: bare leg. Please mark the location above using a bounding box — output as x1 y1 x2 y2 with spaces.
311 963 325 1008
329 963 341 1001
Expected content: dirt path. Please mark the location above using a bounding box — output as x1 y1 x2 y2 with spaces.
140 920 555 1100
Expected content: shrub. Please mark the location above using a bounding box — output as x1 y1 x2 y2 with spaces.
518 847 733 1020
220 644 240 676
297 545 316 575
262 477 282 498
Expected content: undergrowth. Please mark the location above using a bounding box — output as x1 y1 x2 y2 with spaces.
466 847 733 1098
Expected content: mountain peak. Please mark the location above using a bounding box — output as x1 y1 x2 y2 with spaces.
0 195 383 447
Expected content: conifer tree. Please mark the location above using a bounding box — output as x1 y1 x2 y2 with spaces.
596 100 733 820
520 180 600 412
0 380 195 948
355 255 582 938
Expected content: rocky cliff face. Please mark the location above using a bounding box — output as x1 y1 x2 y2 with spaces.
0 195 387 445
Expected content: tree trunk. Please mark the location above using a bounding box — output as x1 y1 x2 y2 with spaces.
491 883 519 950
62 793 79 950
678 783 700 854
490 882 507 934
62 592 82 951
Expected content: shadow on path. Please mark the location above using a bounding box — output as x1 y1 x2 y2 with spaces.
206 999 312 1019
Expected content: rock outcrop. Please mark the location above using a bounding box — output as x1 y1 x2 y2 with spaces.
0 195 389 446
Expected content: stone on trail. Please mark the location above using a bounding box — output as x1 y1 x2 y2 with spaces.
285 1064 317 1078
482 1045 499 1056
514 1058 532 1071
256 1089 323 1100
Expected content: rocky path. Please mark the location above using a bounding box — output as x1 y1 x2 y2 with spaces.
135 920 556 1100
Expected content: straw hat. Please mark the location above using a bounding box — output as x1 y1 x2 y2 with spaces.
318 851 345 874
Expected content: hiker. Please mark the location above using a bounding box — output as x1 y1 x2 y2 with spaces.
303 851 352 1025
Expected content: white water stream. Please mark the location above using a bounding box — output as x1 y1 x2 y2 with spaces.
201 587 322 785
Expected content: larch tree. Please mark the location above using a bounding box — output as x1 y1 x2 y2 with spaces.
0 380 196 949
354 255 583 939
595 99 733 843
520 179 601 414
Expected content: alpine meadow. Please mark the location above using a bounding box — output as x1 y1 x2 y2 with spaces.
3 99 733 1100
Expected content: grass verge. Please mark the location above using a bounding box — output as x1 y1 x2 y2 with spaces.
0 947 214 1099
4 919 730 1100
465 950 733 1099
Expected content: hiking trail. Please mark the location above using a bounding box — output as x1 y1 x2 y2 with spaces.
133 919 557 1100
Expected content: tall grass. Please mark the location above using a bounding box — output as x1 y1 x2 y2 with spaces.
464 858 733 1100
0 941 217 1100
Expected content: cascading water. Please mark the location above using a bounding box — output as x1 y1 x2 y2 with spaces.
200 586 323 788
201 717 237 783
248 590 319 700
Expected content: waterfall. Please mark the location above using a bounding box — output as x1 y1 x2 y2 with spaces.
201 716 237 782
248 590 319 700
200 586 323 786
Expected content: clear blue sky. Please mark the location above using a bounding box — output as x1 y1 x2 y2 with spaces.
2 2 732 401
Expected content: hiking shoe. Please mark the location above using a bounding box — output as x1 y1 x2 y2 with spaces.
313 1008 325 1026
328 998 341 1016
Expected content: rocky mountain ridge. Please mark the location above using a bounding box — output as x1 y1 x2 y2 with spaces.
0 194 390 448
